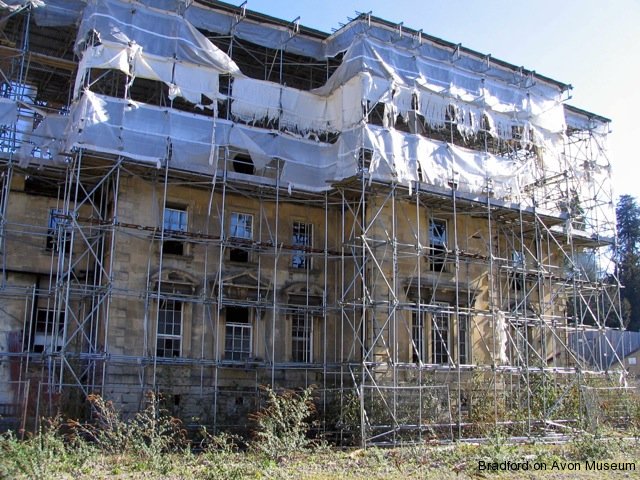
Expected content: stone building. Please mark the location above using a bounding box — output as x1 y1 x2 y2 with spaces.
0 0 624 443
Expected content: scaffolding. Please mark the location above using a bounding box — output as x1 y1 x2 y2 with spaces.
0 0 630 444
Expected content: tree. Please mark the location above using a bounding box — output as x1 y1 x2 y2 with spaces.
615 195 640 331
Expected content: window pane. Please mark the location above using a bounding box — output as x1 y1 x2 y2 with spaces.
225 307 252 361
292 222 312 269
432 305 450 364
157 299 182 358
291 313 312 363
164 207 187 232
412 311 425 363
230 213 253 239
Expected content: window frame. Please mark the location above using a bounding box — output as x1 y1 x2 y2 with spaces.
46 208 71 253
428 218 448 272
458 315 471 365
431 302 451 365
411 310 426 363
31 308 64 353
291 221 313 269
162 205 188 256
156 298 183 358
224 306 253 361
229 212 253 263
290 312 314 363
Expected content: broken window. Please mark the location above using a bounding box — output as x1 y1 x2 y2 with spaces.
224 307 252 361
46 208 71 253
229 212 253 262
163 205 188 255
292 221 312 269
31 309 64 353
232 153 255 175
429 218 447 272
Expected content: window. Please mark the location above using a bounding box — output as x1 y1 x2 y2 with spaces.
46 209 70 253
225 307 252 361
411 311 426 363
31 309 64 353
156 299 182 357
292 222 312 269
229 212 253 262
163 206 188 255
429 219 447 272
510 251 525 291
431 304 450 364
291 313 313 363
459 316 470 364
358 148 372 174
232 153 255 175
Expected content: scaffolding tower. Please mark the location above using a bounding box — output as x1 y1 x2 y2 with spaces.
0 0 630 445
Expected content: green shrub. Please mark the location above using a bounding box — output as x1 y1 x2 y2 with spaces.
250 385 317 459
70 391 187 473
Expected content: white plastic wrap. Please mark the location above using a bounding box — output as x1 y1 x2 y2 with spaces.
62 91 541 200
74 0 237 104
0 98 18 125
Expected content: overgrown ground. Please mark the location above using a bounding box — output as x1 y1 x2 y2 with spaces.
2 434 639 479
1 388 640 479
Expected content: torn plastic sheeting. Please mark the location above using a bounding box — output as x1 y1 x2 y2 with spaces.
0 0 83 27
71 91 539 200
362 125 532 197
75 42 219 104
325 19 565 101
228 126 272 172
72 92 220 168
76 0 240 75
0 0 43 11
184 4 327 61
16 114 69 167
320 35 565 140
0 98 18 125
281 161 336 192
230 78 281 124
230 76 364 133
171 62 219 105
32 0 84 26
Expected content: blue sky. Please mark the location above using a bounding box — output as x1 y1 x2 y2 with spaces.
240 0 640 200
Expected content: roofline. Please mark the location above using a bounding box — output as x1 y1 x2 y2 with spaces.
360 14 571 91
195 0 329 39
196 2 574 93
565 104 611 124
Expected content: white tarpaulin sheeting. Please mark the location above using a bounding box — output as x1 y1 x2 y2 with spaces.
74 0 239 104
62 91 539 198
4 0 609 213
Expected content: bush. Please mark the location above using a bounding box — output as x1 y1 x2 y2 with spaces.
1 417 93 479
250 385 317 459
70 391 187 473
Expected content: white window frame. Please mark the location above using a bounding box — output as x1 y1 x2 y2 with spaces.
431 302 451 365
412 310 426 363
224 307 253 361
229 212 253 240
163 206 188 233
458 315 471 365
291 312 313 363
156 298 183 358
